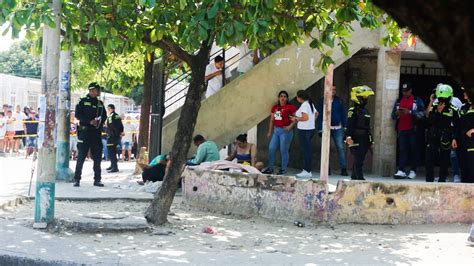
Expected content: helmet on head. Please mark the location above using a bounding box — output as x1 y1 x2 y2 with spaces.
350 85 374 104
435 83 453 99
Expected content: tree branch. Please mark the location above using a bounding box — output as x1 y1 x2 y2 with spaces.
143 33 193 66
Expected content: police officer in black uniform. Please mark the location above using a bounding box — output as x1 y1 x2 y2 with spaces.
345 85 375 181
73 82 107 187
105 104 123 173
424 84 459 182
453 87 474 183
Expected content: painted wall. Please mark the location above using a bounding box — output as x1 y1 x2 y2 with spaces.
183 169 474 224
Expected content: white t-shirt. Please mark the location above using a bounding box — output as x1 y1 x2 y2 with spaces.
12 111 26 131
0 117 6 137
6 116 15 132
237 42 254 73
205 63 232 98
122 123 136 142
296 101 317 130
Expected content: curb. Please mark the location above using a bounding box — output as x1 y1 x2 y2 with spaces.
0 254 81 266
0 196 30 211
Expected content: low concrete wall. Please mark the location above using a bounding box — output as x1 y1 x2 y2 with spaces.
183 169 474 224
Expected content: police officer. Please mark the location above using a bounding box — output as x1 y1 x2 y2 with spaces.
425 84 459 182
345 85 375 181
73 82 107 187
105 104 123 173
452 87 474 183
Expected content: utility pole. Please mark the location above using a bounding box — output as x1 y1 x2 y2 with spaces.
34 0 61 228
56 48 73 181
149 57 166 160
319 64 334 183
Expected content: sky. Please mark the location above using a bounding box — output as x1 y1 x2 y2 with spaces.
0 24 25 52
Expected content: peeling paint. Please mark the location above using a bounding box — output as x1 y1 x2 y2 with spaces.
275 58 290 65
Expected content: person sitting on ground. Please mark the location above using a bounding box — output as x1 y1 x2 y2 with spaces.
186 134 220 166
226 133 264 171
138 153 171 185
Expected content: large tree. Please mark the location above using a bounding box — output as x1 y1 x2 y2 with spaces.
0 40 41 78
373 0 474 87
2 0 397 225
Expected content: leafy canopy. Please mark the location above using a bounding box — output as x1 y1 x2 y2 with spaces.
1 0 401 73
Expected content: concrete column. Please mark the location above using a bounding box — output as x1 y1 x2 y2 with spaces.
372 48 401 176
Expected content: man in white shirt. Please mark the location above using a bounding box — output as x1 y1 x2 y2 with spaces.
237 41 259 75
12 105 27 153
205 55 232 98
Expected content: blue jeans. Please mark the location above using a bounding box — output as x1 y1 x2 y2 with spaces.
398 129 418 172
298 129 315 172
331 128 347 170
268 127 294 171
450 149 460 176
101 138 108 160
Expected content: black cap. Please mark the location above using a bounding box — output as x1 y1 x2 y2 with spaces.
88 82 102 90
401 82 412 91
107 104 115 110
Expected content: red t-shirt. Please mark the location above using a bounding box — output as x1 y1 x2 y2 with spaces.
398 95 414 131
271 104 297 128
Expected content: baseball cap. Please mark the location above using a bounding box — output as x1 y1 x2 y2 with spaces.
401 82 412 91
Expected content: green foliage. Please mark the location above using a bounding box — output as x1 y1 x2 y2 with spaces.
0 40 41 78
0 0 402 88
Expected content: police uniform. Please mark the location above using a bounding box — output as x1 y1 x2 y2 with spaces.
455 104 474 183
346 104 373 180
425 101 459 182
74 92 107 185
106 110 123 172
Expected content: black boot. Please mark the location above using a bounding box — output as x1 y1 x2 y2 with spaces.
93 181 105 187
73 180 80 187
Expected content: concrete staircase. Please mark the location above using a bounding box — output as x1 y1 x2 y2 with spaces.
162 24 380 154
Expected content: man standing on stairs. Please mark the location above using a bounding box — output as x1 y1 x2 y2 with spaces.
204 55 232 98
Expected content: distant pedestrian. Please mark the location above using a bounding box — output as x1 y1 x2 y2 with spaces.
262 90 297 175
0 112 6 153
121 116 135 161
70 112 78 160
316 85 349 176
73 82 107 187
424 84 458 183
293 90 318 178
105 104 123 173
346 85 375 181
391 82 425 179
24 111 38 157
205 55 232 98
186 134 220 166
12 105 27 153
4 110 15 153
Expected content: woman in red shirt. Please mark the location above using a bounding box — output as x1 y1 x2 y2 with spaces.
262 90 297 175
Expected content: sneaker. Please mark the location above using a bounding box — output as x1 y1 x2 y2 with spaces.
408 170 416 179
296 170 312 179
453 175 461 183
93 181 105 187
277 169 287 175
262 168 273 174
393 170 407 179
340 169 349 176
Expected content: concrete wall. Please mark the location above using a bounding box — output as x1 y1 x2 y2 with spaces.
162 24 380 155
183 169 474 224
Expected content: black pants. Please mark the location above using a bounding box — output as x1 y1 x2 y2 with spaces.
425 137 450 182
349 136 370 180
458 134 474 183
107 137 120 170
142 164 165 183
74 129 102 182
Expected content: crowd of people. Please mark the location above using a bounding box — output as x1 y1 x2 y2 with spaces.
0 104 38 156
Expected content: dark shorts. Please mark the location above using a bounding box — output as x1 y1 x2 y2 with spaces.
14 130 24 139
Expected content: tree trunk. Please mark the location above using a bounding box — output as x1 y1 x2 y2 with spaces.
145 49 209 225
373 0 474 87
138 52 154 152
